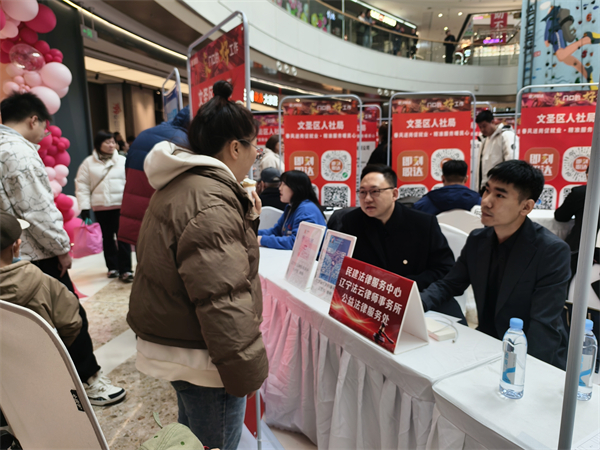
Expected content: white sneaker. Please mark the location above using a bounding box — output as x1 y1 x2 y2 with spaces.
84 372 126 406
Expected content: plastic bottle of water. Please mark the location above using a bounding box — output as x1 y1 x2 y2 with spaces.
578 319 598 401
499 318 527 399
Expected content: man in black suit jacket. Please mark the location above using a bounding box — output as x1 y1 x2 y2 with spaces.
422 161 570 369
332 165 463 319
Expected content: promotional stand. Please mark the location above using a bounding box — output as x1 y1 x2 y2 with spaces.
161 68 183 122
278 95 364 207
387 91 477 191
359 104 382 176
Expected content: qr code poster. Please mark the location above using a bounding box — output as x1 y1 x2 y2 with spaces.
559 185 580 206
519 98 593 209
398 184 427 199
391 105 473 192
284 113 359 207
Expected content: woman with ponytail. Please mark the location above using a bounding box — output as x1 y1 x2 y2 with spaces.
128 81 267 449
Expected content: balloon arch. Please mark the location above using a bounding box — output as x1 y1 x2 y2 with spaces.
1 0 82 243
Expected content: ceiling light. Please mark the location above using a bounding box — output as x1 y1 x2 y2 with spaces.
444 27 449 31
458 12 463 16
438 13 443 17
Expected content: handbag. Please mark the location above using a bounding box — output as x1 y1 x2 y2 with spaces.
71 219 103 259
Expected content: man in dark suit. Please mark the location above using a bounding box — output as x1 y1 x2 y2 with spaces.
421 160 570 369
258 167 286 211
332 165 463 319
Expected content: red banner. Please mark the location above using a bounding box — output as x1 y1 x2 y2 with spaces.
283 101 359 207
518 91 595 209
358 105 381 179
255 114 280 147
391 97 473 198
189 24 245 113
329 257 413 354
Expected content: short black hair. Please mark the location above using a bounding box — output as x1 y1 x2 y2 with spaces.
442 159 468 183
378 122 389 142
476 110 494 124
0 92 52 124
265 134 279 151
486 160 544 202
361 164 397 187
94 130 115 152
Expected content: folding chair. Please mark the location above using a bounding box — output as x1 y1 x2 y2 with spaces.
258 206 284 230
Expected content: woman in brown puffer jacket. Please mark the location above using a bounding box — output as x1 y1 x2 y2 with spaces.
127 80 267 450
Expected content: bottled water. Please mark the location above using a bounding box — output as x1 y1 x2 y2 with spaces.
578 319 598 401
499 318 527 399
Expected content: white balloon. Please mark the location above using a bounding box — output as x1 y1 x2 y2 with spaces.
2 0 39 22
57 177 68 187
67 195 79 212
55 86 69 98
2 81 19 95
23 71 42 87
0 21 18 39
40 62 72 91
49 180 62 198
5 63 24 77
29 86 61 115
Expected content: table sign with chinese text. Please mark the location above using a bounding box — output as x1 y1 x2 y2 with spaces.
285 222 326 290
310 230 357 301
282 100 360 207
189 24 245 114
518 91 594 209
329 257 428 354
391 96 473 199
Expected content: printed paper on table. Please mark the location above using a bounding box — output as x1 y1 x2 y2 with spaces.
285 222 326 290
329 257 429 354
310 230 357 301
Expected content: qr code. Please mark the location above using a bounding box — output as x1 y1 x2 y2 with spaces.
534 186 556 210
322 184 351 207
398 185 427 199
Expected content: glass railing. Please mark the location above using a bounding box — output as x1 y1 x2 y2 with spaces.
271 0 520 66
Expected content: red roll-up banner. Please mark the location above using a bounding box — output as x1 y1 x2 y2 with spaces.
189 24 245 113
518 91 595 209
255 114 280 147
283 100 360 207
391 96 473 198
359 105 381 174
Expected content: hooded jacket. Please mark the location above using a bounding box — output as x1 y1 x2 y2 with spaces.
413 184 481 215
127 142 268 397
118 107 190 245
0 261 82 346
75 150 126 211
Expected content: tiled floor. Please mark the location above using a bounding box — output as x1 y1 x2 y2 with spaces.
71 253 317 450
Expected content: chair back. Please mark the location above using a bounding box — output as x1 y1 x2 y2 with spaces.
567 264 600 312
437 209 483 235
0 300 108 449
439 223 471 315
259 206 284 230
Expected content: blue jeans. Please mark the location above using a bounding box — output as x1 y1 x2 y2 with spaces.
170 381 246 449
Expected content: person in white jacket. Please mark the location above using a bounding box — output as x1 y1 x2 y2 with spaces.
259 134 284 172
76 130 132 282
475 110 519 192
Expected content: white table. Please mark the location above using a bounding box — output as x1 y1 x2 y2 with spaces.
428 357 600 450
258 248 503 449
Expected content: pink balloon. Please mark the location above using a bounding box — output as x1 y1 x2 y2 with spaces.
13 75 24 86
0 10 5 32
49 180 62 197
29 86 60 115
0 51 11 64
43 53 53 63
0 21 19 39
67 195 79 214
25 4 57 34
64 217 82 243
37 148 47 159
33 40 50 55
9 43 45 71
38 133 52 150
47 145 58 156
57 177 68 187
56 140 66 151
56 193 73 210
54 164 69 178
2 81 20 95
42 155 55 167
0 40 14 53
52 136 59 145
48 125 62 137
40 62 72 90
5 63 23 77
61 208 74 222
45 166 56 181
55 86 68 98
54 151 71 167
49 49 62 58
19 27 38 45
23 71 42 87
59 137 70 150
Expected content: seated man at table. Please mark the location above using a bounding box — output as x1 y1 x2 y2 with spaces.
421 160 570 369
333 164 463 319
413 160 481 215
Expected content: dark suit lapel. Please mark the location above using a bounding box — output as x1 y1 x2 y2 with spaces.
496 218 537 314
473 228 493 318
362 213 389 268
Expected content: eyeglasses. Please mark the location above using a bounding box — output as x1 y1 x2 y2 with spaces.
238 139 260 153
357 187 395 198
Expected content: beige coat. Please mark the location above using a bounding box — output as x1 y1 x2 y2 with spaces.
475 124 518 189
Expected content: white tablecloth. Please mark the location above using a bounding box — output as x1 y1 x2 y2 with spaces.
428 357 600 450
258 248 503 449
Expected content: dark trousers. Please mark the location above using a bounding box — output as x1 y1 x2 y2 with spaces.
94 209 132 273
32 257 101 382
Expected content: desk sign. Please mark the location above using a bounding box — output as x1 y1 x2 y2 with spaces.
285 222 326 290
329 257 428 354
310 230 357 302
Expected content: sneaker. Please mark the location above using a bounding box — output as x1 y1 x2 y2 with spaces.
107 270 119 278
84 372 126 406
120 272 134 283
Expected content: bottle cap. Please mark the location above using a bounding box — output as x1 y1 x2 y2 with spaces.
509 318 523 330
585 319 594 331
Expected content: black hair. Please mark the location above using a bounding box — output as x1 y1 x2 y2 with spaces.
188 80 258 157
280 170 324 216
0 92 52 124
476 110 494 124
486 160 544 202
442 159 468 183
126 135 135 144
360 164 398 187
265 134 280 151
378 122 389 142
94 130 116 152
